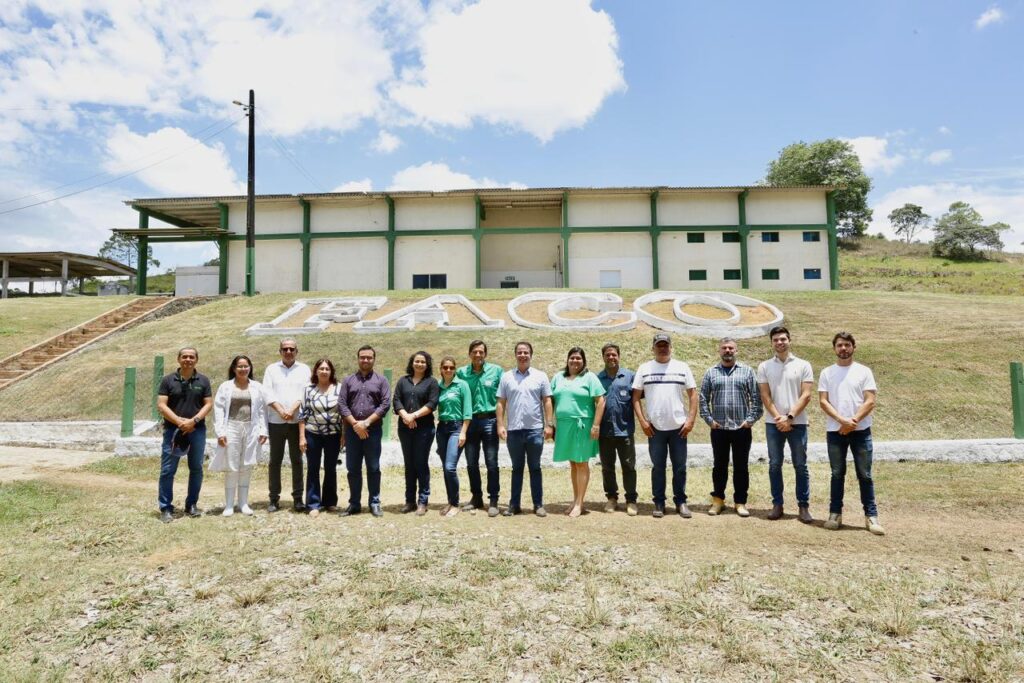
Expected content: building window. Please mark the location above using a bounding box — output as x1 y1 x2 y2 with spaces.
723 269 741 281
761 269 780 280
761 232 780 243
412 274 447 289
803 231 821 242
722 232 741 243
687 232 705 243
804 268 822 280
688 269 707 281
599 270 621 288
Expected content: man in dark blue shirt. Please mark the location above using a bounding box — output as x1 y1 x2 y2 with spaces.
596 343 638 516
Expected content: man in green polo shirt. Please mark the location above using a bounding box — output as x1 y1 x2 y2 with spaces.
456 339 503 517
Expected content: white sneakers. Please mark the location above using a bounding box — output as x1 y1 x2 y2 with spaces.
735 504 750 518
865 516 885 535
824 513 842 530
222 506 234 517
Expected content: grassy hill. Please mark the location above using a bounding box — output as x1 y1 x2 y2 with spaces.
0 297 136 360
0 286 1021 442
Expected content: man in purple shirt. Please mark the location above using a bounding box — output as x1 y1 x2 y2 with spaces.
338 345 391 517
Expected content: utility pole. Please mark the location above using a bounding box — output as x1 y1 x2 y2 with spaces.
235 90 256 296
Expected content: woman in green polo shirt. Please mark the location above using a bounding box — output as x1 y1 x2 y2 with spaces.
436 356 472 517
551 347 606 518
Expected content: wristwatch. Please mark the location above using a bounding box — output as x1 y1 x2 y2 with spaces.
785 414 794 421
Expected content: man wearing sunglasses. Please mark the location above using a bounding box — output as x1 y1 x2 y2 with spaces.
262 338 311 512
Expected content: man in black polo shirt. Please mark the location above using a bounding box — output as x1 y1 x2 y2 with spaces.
156 347 213 523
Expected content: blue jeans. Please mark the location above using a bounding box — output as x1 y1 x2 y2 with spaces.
647 428 687 506
766 423 810 507
827 428 877 516
464 416 499 504
506 428 544 510
398 423 435 505
344 423 382 509
437 421 465 506
158 423 206 511
306 430 341 510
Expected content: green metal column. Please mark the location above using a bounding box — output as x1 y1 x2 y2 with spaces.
738 190 750 289
649 191 660 289
300 198 311 291
217 202 229 294
474 195 483 288
826 191 840 290
135 209 149 295
385 195 395 290
1011 361 1024 439
561 191 570 288
151 355 164 420
121 367 137 437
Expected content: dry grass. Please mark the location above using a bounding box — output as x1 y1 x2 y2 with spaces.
1 458 1022 680
0 296 130 359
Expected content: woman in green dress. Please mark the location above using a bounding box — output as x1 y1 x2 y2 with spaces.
550 347 606 518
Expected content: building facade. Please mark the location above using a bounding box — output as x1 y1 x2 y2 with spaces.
120 186 839 294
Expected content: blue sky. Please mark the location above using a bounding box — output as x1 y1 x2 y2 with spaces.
1 0 1021 268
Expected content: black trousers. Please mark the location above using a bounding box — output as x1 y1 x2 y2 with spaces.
598 435 638 503
710 428 752 504
268 422 303 504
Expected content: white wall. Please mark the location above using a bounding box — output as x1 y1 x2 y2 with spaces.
568 195 649 227
310 238 388 291
658 193 738 226
481 207 560 228
311 199 388 233
746 190 827 225
255 240 303 293
568 233 653 288
395 197 475 231
394 235 476 289
481 233 562 288
226 201 303 236
658 233 743 289
747 230 830 290
175 266 219 296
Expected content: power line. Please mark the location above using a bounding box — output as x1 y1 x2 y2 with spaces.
0 116 244 217
258 103 330 192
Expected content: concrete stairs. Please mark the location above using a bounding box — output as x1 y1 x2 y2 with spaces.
0 297 176 391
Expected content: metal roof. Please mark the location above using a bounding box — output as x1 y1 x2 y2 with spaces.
0 252 136 278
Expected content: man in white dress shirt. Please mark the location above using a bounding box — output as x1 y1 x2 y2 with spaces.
262 338 311 512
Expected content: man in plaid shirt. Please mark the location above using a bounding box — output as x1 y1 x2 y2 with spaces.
698 337 763 517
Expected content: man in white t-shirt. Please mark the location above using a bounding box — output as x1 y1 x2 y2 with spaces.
262 338 312 513
631 333 698 518
756 325 814 523
818 331 884 535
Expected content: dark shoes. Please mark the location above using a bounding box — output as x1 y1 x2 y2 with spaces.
798 506 813 524
267 502 280 513
400 502 417 514
160 509 173 524
502 505 522 517
339 505 361 516
370 503 384 517
461 497 484 512
767 504 784 520
677 504 692 519
652 504 665 519
186 505 202 518
293 502 307 513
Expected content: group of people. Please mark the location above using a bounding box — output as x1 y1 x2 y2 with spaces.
156 325 884 534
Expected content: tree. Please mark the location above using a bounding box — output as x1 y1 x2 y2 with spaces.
97 234 160 271
931 202 1009 258
887 203 930 244
763 139 873 240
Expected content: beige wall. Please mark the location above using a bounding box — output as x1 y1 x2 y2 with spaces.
310 238 388 291
311 199 388 233
746 190 827 225
226 201 302 236
481 233 562 288
394 235 476 289
658 193 738 226
395 197 475 231
747 230 830 290
481 207 560 228
568 195 650 227
658 233 743 290
568 233 653 288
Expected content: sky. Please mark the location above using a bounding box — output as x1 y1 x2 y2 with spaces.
1 0 1022 270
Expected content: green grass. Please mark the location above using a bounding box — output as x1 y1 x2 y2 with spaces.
0 297 132 359
1 459 1022 680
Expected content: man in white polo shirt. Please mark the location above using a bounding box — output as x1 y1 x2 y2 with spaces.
631 333 698 519
818 331 883 535
262 338 311 513
757 325 814 523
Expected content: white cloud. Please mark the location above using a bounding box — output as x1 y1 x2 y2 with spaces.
333 178 374 192
389 0 626 142
925 149 953 165
388 161 525 191
843 136 905 174
975 6 1005 29
871 182 1024 252
371 130 401 154
938 125 952 135
103 125 243 195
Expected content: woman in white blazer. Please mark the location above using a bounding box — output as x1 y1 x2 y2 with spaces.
212 355 268 516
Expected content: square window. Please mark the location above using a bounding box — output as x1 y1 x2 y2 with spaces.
722 232 741 243
803 231 821 242
412 274 429 289
803 268 822 280
723 269 741 281
688 269 707 281
687 232 705 243
761 269 780 280
761 232 780 243
429 274 447 288
413 274 447 289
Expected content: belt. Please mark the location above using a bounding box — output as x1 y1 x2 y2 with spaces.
439 419 462 427
473 411 496 419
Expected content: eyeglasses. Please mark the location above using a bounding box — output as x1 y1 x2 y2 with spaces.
280 348 297 353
